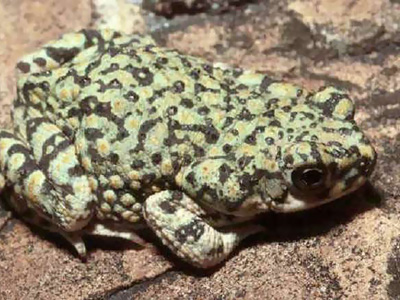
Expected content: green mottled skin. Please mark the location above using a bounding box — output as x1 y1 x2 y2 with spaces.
0 29 376 268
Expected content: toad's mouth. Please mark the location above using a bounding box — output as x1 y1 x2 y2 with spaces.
269 193 335 213
270 177 368 213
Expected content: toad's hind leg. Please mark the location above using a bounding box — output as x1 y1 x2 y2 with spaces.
16 29 156 76
0 125 94 234
16 29 121 75
6 193 89 257
143 191 263 268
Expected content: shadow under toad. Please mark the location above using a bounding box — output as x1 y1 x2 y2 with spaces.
0 181 383 276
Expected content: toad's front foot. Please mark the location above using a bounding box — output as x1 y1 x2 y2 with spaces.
143 190 264 268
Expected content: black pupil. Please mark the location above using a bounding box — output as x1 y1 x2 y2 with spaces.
301 169 323 186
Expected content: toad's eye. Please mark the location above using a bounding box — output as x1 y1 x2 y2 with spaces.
292 166 326 192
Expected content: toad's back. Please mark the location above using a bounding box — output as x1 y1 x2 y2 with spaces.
16 35 298 201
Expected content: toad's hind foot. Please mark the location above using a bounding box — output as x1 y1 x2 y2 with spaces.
61 233 87 258
83 223 150 247
63 223 152 259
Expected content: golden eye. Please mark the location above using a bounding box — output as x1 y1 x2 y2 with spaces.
292 166 326 192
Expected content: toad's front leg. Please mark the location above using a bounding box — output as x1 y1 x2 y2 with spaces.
143 190 263 268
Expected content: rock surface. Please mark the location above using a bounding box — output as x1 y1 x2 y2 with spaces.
143 0 251 17
0 0 399 299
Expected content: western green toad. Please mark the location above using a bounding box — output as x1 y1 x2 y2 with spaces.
0 29 376 268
